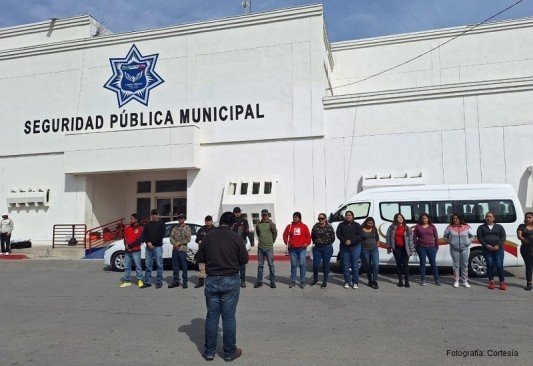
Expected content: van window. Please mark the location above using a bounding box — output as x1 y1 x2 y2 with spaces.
330 202 370 222
432 201 454 224
457 200 516 223
380 202 421 224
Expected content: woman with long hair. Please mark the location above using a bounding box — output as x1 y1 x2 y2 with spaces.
386 213 414 287
517 211 533 291
413 213 440 286
283 212 311 288
310 213 336 288
361 217 380 289
444 214 473 288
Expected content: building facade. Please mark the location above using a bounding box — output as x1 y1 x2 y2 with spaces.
0 4 531 244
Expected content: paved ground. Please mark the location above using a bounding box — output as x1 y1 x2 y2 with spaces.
0 259 531 366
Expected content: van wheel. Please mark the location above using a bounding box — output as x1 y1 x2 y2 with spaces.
111 251 126 272
468 250 487 278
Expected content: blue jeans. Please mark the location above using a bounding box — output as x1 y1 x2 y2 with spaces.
341 244 361 285
257 247 275 283
483 246 505 282
172 250 188 283
312 245 333 282
239 264 246 281
124 250 142 282
289 247 307 283
361 247 379 282
144 246 164 285
417 246 440 282
204 275 241 358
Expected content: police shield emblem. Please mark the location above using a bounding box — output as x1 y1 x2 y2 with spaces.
120 61 147 92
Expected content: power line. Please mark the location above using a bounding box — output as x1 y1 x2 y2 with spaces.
400 0 425 29
328 0 525 93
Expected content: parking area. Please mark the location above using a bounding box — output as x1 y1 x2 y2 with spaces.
0 259 531 365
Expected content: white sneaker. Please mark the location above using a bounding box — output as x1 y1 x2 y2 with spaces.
5 253 9 256
453 281 459 288
352 283 358 289
463 281 471 288
343 283 350 289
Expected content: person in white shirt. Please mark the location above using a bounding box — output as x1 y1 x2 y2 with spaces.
0 214 14 255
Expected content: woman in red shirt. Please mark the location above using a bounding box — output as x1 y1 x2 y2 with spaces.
386 213 414 287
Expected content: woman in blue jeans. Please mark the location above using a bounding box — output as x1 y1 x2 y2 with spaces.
310 213 336 288
413 213 440 286
336 211 363 289
361 217 380 289
477 212 507 290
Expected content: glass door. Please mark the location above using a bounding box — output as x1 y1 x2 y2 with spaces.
156 197 187 222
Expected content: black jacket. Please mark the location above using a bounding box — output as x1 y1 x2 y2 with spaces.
197 226 249 276
143 220 166 247
336 220 363 247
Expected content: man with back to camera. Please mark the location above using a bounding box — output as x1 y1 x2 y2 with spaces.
196 211 249 362
0 214 14 255
232 207 249 288
194 215 215 288
141 209 166 289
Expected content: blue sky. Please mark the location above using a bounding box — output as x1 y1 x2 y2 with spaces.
1 0 532 42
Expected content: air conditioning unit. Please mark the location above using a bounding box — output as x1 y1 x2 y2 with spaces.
6 188 50 207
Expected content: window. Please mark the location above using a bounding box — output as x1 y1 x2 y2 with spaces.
264 182 272 194
330 202 370 222
228 182 237 195
252 182 260 194
240 183 248 195
137 181 151 194
380 202 431 224
251 213 260 226
432 201 454 224
155 180 186 192
457 200 516 223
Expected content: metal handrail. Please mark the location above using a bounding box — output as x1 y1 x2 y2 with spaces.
52 224 87 248
86 218 125 253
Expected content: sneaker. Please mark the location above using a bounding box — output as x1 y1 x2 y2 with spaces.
419 280 427 286
119 281 132 288
203 354 214 361
310 279 319 286
182 282 188 289
155 283 162 289
254 282 263 288
270 282 276 289
224 348 242 362
525 283 532 291
371 281 379 289
499 282 506 290
435 281 441 286
168 281 180 288
404 282 410 288
488 280 496 290
352 283 358 289
453 281 459 288
321 282 327 289
463 281 471 288
140 283 152 289
289 282 296 288
137 280 144 287
5 253 9 256
299 283 305 289
343 283 350 289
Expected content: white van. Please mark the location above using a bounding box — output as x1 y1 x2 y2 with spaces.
328 184 525 277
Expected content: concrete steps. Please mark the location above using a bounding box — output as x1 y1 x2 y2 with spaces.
11 247 86 259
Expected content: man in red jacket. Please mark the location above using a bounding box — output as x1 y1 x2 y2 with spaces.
120 214 144 288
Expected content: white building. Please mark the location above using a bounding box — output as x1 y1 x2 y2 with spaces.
0 4 532 244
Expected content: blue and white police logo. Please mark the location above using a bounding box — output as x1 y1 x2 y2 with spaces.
104 44 164 107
